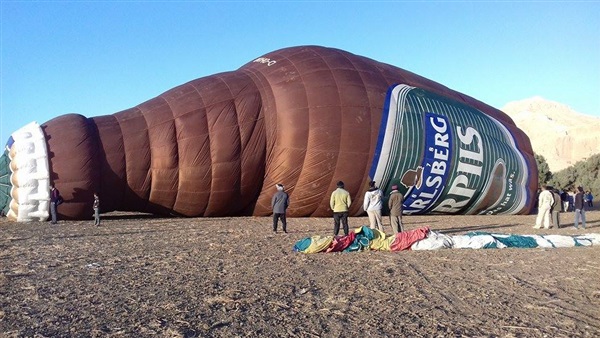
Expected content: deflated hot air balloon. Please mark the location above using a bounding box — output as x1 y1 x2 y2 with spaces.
0 45 538 222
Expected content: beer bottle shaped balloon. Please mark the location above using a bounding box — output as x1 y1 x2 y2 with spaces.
0 46 538 221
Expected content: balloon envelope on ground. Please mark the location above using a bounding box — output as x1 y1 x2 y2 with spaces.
0 45 538 221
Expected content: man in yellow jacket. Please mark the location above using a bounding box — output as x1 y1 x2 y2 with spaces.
330 181 351 236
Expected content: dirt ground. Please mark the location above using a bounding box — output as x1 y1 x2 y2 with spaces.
1 209 599 338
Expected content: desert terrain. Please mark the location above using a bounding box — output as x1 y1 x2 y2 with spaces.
1 209 600 337
502 97 600 172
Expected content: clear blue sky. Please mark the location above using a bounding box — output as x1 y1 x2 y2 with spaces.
2 1 599 144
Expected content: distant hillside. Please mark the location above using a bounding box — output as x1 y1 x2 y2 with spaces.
501 97 600 172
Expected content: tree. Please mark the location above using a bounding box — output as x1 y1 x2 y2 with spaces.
549 166 576 191
549 153 600 195
535 153 552 188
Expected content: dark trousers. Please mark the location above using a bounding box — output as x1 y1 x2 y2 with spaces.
273 213 286 232
551 210 560 228
333 212 349 236
50 202 58 224
94 208 100 226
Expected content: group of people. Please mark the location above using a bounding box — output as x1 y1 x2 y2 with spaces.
361 181 403 235
51 180 592 233
535 185 591 230
271 180 403 236
559 189 594 212
49 185 101 226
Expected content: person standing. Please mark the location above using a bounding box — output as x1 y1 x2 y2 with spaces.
93 193 101 226
388 185 404 234
363 181 384 232
534 185 553 229
271 183 289 233
560 190 569 212
49 184 61 224
567 190 575 212
533 188 541 214
330 181 351 236
550 188 561 229
585 190 594 208
574 186 587 229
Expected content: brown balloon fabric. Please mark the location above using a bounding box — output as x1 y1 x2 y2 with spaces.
38 46 537 219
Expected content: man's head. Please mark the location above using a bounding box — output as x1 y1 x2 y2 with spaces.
276 183 284 191
337 181 344 188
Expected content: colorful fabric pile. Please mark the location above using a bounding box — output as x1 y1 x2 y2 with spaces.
293 226 430 253
293 226 600 253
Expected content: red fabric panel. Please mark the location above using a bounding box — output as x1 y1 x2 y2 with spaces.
390 227 431 251
326 232 357 253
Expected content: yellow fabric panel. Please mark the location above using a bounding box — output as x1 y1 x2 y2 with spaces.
304 235 334 253
370 231 395 251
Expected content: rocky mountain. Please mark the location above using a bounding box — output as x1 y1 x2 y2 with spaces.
501 97 600 172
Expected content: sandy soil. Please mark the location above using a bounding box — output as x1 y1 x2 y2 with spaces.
1 210 599 337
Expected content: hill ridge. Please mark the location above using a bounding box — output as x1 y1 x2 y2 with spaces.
501 97 600 172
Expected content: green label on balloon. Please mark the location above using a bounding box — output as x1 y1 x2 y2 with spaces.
370 84 531 215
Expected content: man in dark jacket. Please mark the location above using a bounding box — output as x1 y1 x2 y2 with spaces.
93 193 101 226
49 184 61 224
271 184 289 233
560 190 569 212
388 185 404 234
573 186 586 229
551 188 561 228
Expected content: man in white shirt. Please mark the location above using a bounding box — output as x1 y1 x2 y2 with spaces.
534 185 554 229
363 181 384 232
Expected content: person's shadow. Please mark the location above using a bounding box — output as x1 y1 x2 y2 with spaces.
434 223 519 234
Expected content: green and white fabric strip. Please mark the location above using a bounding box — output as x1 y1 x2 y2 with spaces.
411 232 600 250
